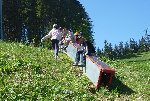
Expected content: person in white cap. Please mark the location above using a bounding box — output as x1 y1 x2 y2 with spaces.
41 24 62 59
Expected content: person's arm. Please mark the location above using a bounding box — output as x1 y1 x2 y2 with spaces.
85 45 88 55
41 31 52 42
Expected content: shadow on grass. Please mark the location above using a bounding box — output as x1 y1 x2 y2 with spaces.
109 76 135 95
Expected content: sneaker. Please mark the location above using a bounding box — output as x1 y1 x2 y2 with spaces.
73 62 78 66
55 55 58 59
78 63 85 66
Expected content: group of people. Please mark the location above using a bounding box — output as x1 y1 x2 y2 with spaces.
41 24 95 66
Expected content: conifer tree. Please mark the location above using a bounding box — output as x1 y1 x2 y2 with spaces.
3 0 95 46
118 41 124 57
124 41 130 56
144 31 150 51
129 38 138 53
139 36 147 52
113 44 119 59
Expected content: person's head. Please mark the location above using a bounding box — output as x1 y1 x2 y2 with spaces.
59 27 63 31
79 32 84 37
74 32 79 36
53 24 59 29
69 29 72 32
63 28 67 31
79 32 82 35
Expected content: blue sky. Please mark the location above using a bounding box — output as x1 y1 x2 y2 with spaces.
79 0 150 49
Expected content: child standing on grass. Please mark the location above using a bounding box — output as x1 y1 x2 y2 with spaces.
41 24 62 59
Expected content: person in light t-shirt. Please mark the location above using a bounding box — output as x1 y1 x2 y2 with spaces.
41 24 61 58
73 33 96 66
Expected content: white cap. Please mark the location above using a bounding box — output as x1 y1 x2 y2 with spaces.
53 24 58 28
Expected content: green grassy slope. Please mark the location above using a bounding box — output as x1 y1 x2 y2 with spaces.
0 41 93 100
0 40 150 100
109 52 150 100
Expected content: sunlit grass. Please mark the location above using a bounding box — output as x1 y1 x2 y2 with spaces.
0 40 150 100
107 52 150 100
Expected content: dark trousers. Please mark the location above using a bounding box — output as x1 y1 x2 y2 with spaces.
51 39 59 56
75 50 86 64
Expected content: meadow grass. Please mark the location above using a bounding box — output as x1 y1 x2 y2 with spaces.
108 52 150 100
0 40 149 100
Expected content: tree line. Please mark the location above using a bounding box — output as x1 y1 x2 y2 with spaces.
97 29 150 59
2 0 94 46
